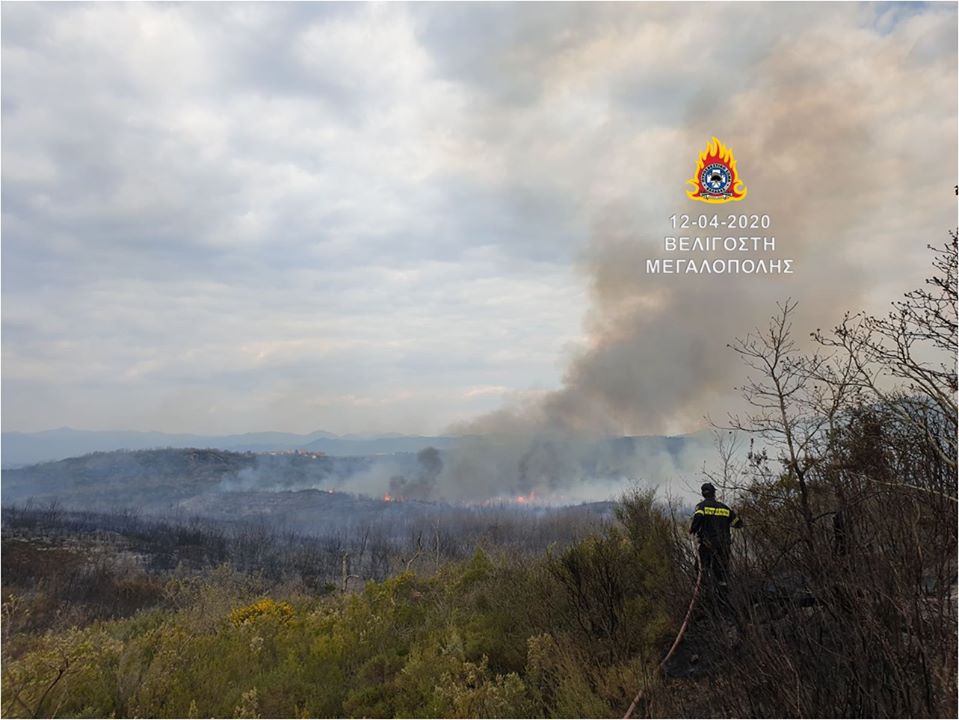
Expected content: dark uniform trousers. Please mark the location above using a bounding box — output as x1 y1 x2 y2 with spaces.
698 540 730 588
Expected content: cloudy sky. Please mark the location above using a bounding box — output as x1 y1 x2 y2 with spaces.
2 1 956 436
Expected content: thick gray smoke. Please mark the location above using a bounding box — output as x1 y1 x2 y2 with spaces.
436 12 958 503
387 447 442 500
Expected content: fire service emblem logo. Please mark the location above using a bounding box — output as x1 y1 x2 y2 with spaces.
686 136 747 203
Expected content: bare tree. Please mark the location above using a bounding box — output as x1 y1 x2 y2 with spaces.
725 299 852 540
658 236 958 718
815 233 957 475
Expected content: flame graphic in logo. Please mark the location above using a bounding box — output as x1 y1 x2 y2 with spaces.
686 136 747 203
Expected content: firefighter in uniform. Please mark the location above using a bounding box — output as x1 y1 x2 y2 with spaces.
689 482 743 604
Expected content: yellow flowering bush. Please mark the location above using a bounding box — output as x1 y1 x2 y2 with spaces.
229 598 294 627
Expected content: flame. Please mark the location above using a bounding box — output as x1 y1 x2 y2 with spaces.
383 494 393 502
515 490 539 505
686 136 747 203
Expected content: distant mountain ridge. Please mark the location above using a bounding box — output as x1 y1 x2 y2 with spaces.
0 428 459 467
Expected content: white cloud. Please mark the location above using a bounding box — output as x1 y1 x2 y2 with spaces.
2 2 955 435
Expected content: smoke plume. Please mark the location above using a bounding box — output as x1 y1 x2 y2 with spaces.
438 11 957 502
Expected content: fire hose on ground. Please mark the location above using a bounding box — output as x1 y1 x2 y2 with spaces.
623 560 703 719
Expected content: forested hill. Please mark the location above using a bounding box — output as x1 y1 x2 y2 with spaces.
1 448 378 513
0 447 619 537
0 429 460 467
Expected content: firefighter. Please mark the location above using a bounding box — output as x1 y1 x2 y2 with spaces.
689 482 743 599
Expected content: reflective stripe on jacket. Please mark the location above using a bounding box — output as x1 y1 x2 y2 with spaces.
690 498 742 550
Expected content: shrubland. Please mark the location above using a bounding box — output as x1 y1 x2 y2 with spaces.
2 235 955 718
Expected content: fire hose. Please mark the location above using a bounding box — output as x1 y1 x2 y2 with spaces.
623 560 703 719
